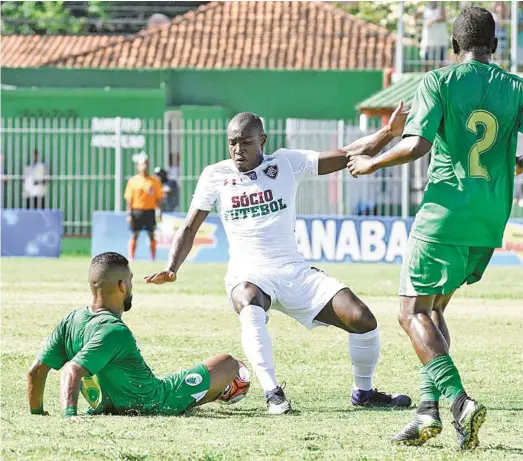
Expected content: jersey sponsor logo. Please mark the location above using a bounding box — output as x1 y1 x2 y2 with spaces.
263 164 278 179
243 171 257 181
224 189 287 221
185 373 203 386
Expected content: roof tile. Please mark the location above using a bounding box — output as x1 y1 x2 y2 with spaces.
2 1 413 70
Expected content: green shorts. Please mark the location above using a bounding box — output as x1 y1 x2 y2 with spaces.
399 236 494 297
159 363 211 415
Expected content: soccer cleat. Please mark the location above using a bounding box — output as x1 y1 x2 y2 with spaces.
452 398 487 450
392 413 443 446
351 388 412 408
265 384 292 415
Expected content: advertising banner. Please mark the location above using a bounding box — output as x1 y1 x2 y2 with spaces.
1 209 63 257
91 212 523 266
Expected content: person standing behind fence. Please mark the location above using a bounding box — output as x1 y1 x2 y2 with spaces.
23 149 47 209
124 153 164 261
419 2 449 70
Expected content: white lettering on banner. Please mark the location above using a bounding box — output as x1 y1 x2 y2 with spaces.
360 220 387 262
295 218 410 263
295 219 311 259
386 221 409 262
312 219 336 260
91 135 145 149
92 118 142 132
335 221 361 261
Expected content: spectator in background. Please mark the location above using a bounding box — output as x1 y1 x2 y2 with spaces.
419 2 449 70
23 149 47 209
492 2 509 65
167 152 180 210
124 153 164 261
154 166 176 212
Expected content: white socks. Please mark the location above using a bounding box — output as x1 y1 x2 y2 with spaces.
348 327 380 391
239 305 278 393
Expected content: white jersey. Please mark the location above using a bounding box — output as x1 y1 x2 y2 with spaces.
191 149 319 268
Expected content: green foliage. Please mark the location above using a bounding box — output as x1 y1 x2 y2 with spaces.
333 1 494 39
0 1 109 34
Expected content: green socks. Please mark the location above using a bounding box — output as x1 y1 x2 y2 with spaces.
425 355 465 404
420 365 441 402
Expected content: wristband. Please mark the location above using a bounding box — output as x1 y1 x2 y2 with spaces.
30 404 44 415
63 406 78 418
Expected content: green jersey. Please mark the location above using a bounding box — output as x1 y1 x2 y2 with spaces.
404 61 523 247
38 307 167 414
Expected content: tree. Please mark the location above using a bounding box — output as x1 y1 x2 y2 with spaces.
1 1 110 34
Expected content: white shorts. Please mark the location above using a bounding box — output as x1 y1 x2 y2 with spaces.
225 262 346 329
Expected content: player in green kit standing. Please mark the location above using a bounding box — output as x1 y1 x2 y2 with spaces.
348 7 523 450
27 252 240 418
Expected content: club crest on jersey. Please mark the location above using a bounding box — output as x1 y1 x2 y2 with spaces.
263 164 278 179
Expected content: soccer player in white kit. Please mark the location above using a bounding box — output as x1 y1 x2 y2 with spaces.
146 106 412 414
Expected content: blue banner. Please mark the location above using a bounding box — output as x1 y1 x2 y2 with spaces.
92 212 229 262
1 209 63 258
91 212 523 266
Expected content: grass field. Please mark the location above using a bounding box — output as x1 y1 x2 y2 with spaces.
2 258 523 461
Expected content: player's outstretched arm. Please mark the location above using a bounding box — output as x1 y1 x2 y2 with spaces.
317 102 408 175
27 359 51 415
144 207 209 284
348 135 432 178
60 362 88 420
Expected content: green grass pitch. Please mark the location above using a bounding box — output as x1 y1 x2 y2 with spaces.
2 258 523 460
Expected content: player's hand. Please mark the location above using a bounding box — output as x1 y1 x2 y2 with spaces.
144 270 177 284
127 215 132 224
387 101 409 137
347 155 377 178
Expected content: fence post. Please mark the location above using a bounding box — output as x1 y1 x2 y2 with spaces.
114 117 123 212
401 164 409 219
511 1 518 74
337 119 344 216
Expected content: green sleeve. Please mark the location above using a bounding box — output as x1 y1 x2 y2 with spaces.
403 71 443 143
38 320 68 370
71 324 134 375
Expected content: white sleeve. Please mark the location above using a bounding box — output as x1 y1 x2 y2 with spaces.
277 148 319 182
190 166 218 211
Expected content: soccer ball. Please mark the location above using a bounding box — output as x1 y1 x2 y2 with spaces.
218 360 250 405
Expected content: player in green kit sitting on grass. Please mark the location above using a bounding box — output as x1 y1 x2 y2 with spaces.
27 252 240 419
348 6 523 450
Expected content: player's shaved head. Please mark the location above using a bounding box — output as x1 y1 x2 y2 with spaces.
227 112 267 172
227 112 264 137
89 252 133 312
452 7 497 55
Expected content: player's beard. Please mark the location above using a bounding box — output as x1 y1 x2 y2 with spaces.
123 293 133 312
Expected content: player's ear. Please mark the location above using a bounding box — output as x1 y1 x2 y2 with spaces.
118 280 126 294
260 133 267 149
451 37 460 57
491 37 498 55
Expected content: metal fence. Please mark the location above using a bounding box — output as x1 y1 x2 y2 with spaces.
2 116 522 236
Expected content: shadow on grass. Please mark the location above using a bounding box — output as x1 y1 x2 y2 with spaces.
484 444 523 455
186 407 303 418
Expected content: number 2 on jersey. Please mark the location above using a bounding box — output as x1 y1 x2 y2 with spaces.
466 110 498 180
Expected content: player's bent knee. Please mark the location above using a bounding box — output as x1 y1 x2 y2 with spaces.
398 298 418 330
353 305 377 332
231 282 268 312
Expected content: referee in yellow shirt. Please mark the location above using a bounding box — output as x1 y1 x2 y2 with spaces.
124 154 164 261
